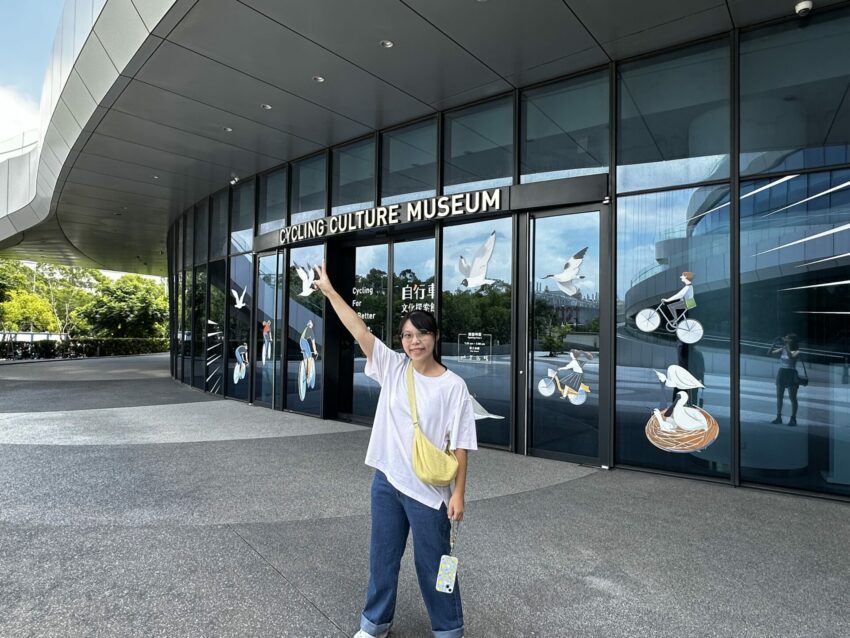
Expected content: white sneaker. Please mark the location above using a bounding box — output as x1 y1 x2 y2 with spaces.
353 631 388 638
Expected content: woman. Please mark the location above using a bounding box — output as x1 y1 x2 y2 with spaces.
768 333 801 426
312 262 476 638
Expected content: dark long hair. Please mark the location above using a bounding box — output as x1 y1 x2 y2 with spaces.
398 309 443 366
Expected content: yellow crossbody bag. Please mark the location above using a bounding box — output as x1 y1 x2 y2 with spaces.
405 361 459 487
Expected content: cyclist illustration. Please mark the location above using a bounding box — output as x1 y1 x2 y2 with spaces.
538 349 593 405
233 342 249 385
636 271 704 344
298 319 318 401
261 320 271 365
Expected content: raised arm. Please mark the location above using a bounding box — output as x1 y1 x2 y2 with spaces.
312 261 376 359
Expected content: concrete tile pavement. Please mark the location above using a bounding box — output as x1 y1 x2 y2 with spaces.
1 354 848 637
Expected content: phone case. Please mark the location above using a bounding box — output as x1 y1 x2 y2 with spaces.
435 554 458 594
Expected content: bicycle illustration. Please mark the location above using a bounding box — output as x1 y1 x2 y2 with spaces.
537 350 593 405
635 271 704 344
232 342 249 385
297 320 318 401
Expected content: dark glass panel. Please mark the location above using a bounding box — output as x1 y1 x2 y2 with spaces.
227 254 253 401
254 253 280 407
192 265 207 389
290 154 327 225
392 237 435 351
618 39 730 192
741 8 850 175
529 211 600 458
194 200 208 265
230 180 255 254
206 259 226 395
258 167 287 236
176 269 184 383
352 245 388 420
183 209 193 270
616 186 731 478
381 118 437 205
210 189 228 259
444 96 513 195
521 70 609 184
740 170 850 495
333 137 375 214
182 268 192 384
286 245 324 414
442 218 513 447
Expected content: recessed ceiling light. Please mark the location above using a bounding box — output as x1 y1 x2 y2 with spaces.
380 40 394 48
312 75 325 83
113 212 122 216
153 175 159 179
260 103 272 110
222 126 233 132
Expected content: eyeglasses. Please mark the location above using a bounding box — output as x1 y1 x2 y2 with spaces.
400 329 433 342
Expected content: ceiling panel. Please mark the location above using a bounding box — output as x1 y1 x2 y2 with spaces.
71 153 220 194
404 0 607 86
727 0 847 26
242 0 510 108
136 41 372 149
167 0 433 130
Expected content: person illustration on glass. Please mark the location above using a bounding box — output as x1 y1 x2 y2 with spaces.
297 320 318 401
233 342 248 385
261 320 271 365
635 271 704 344
539 349 593 405
768 333 801 426
311 261 476 638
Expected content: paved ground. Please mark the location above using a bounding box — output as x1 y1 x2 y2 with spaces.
1 354 848 638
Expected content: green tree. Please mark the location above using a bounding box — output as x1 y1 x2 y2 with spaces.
0 290 60 332
33 263 104 335
540 322 573 357
78 275 168 338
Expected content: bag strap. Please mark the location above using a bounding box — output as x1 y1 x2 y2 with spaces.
405 361 420 429
800 358 808 378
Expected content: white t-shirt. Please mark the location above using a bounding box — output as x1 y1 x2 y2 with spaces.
364 338 478 510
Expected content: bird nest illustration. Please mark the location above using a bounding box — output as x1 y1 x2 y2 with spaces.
645 408 719 453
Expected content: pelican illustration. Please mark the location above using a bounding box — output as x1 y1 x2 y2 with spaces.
652 408 678 433
470 396 505 420
542 247 588 296
230 287 247 309
294 263 316 296
652 365 704 390
669 390 709 431
459 231 496 287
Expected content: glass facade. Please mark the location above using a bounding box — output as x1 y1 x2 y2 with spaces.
168 8 850 500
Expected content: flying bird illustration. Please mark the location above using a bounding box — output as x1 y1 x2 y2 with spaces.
459 231 496 288
295 263 316 296
470 395 505 421
231 287 247 309
652 365 704 390
542 246 588 296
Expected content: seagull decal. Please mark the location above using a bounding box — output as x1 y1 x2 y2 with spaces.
542 246 588 296
295 263 316 297
459 230 496 288
230 287 247 309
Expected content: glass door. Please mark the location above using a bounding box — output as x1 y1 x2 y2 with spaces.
528 208 603 462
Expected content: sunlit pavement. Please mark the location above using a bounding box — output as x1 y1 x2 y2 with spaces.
1 354 848 637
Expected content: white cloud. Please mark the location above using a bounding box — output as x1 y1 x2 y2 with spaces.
0 85 40 143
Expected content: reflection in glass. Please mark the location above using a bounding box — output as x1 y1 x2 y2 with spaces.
333 137 375 214
206 260 226 395
176 270 184 383
444 97 513 195
227 254 253 401
741 8 850 176
287 245 324 414
616 186 731 477
529 212 599 457
194 201 208 265
183 209 193 269
192 266 207 389
740 170 850 495
258 167 287 235
521 70 609 184
230 180 255 254
210 189 228 259
254 253 281 407
442 218 513 447
352 245 388 420
618 39 730 193
381 118 437 205
182 269 192 384
392 237 435 351
290 154 327 225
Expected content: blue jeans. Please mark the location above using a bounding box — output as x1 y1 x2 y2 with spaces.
360 471 464 638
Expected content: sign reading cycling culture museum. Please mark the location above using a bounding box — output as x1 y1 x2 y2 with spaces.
279 189 503 245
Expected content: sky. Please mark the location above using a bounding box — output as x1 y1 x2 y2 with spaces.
0 0 65 140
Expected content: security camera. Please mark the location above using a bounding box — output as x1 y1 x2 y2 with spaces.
795 1 813 17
